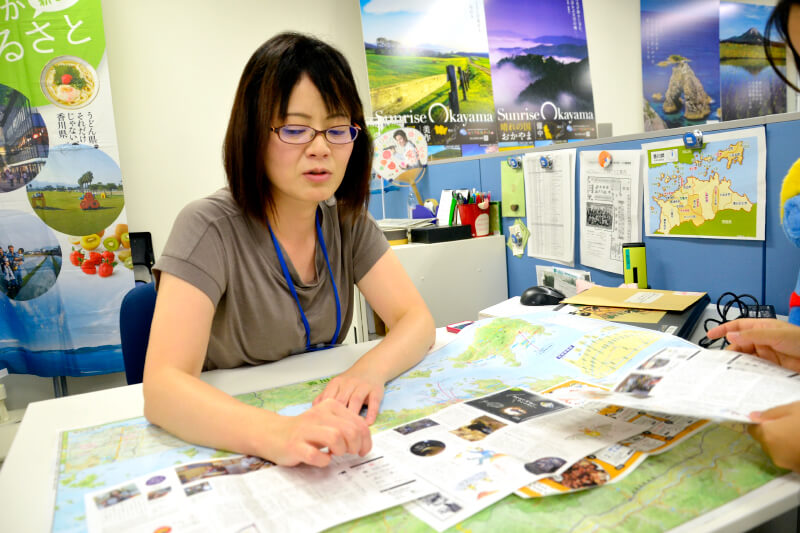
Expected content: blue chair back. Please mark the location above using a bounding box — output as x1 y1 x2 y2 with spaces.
119 282 156 385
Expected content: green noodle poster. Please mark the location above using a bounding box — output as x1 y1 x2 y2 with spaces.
0 0 132 376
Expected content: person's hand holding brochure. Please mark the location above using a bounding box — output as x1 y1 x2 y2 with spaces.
571 344 800 424
708 318 800 473
707 318 800 372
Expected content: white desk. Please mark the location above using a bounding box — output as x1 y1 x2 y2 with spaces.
0 334 458 533
2 324 799 533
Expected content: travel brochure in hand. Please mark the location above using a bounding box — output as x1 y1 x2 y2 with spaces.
574 345 800 423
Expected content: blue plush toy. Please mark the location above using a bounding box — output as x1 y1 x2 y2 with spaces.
781 158 800 325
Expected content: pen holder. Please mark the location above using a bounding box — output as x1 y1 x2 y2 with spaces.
457 203 490 237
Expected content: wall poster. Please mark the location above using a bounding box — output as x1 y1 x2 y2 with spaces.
719 1 786 121
641 0 721 131
0 0 132 377
359 0 596 160
484 0 596 146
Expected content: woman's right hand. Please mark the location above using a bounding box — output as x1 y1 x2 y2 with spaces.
749 401 800 473
706 318 800 372
269 398 372 468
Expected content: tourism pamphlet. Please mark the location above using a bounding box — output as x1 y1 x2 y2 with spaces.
84 386 645 533
557 293 711 340
388 387 643 531
84 450 436 533
515 379 710 499
569 345 800 422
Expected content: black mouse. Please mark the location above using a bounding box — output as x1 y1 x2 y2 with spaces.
520 285 566 306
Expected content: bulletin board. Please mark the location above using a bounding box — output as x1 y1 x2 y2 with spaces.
368 115 800 317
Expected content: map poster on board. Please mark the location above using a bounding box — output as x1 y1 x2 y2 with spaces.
484 0 596 146
642 127 766 240
0 0 133 377
641 0 721 131
359 0 498 160
719 1 786 121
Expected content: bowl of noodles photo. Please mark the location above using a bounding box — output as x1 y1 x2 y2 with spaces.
40 56 98 109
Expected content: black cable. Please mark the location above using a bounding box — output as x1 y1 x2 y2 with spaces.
697 292 761 349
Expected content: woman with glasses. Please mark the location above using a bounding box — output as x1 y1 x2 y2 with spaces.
145 33 435 468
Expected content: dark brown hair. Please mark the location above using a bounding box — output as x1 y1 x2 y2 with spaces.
765 0 800 92
223 32 372 226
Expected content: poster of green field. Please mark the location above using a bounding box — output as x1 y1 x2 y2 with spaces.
360 0 498 156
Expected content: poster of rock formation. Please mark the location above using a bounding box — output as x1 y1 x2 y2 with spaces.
360 0 498 160
719 1 786 121
484 0 596 146
641 0 721 131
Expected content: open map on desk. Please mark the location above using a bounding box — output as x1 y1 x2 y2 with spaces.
53 312 785 533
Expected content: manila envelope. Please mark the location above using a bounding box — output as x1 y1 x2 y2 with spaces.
561 286 706 312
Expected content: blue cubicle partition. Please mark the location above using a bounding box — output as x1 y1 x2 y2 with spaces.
368 115 800 316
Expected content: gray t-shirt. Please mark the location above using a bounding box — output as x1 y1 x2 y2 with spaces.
153 189 389 370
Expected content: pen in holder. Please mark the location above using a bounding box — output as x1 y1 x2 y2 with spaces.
458 201 490 237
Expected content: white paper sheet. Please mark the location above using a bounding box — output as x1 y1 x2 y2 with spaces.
579 150 642 273
535 265 591 297
523 150 576 265
573 346 800 422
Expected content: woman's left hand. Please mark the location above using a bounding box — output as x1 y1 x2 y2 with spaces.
313 371 385 425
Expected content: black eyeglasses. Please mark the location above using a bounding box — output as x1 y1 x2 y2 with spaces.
270 124 360 145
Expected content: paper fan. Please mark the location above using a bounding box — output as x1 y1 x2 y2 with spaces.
371 127 428 206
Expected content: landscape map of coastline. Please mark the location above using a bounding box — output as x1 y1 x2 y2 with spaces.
53 312 783 532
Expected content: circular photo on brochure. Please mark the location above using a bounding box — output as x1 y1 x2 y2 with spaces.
524 456 567 475
410 439 446 457
40 55 99 109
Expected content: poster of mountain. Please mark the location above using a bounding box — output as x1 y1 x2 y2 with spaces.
0 0 133 377
719 2 786 121
641 0 721 131
360 0 498 159
484 0 596 145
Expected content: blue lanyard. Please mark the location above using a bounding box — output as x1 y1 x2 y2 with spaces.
266 211 341 352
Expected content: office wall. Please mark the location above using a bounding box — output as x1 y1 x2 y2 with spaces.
583 0 643 137
100 0 680 259
101 0 369 258
403 115 800 320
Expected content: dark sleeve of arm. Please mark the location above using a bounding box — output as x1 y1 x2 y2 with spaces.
351 211 390 283
152 200 227 306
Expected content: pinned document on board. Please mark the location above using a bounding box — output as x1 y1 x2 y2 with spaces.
579 150 642 274
523 149 576 265
501 162 526 217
